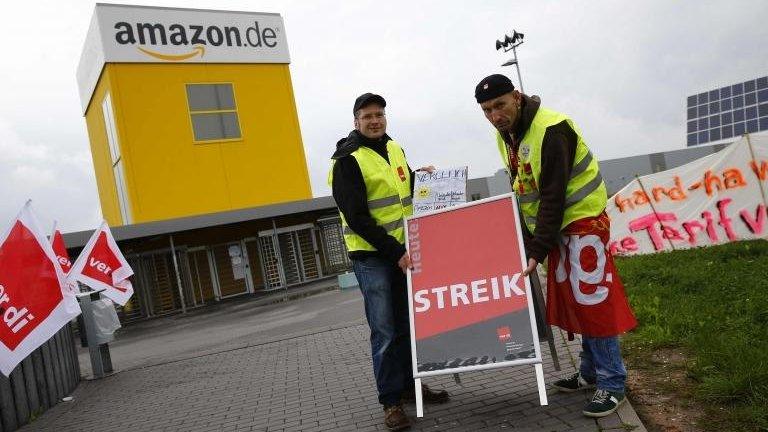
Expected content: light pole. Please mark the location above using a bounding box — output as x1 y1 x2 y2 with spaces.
496 30 525 93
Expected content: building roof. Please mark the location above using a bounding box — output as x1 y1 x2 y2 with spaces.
63 196 337 248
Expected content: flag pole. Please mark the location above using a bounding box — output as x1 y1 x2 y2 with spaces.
745 134 768 208
635 175 677 251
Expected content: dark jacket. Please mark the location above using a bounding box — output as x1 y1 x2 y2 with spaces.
500 95 579 263
331 130 414 264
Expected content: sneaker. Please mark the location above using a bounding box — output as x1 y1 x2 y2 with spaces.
383 404 411 431
582 389 626 418
551 372 596 393
402 384 450 404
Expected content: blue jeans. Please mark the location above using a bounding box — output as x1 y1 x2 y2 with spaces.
579 336 627 393
353 256 414 406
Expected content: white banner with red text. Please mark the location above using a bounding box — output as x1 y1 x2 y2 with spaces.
607 135 768 256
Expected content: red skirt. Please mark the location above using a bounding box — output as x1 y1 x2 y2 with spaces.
545 213 637 337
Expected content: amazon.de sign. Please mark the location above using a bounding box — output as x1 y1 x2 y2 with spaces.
91 4 288 63
77 4 289 112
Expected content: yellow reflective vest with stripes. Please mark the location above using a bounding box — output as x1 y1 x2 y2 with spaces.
496 107 607 232
328 140 413 252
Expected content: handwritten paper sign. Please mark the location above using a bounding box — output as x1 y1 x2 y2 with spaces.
607 135 768 255
413 167 468 215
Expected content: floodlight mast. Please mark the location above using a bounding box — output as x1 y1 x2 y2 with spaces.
496 30 525 94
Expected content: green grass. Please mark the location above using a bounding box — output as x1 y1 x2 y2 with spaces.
616 240 768 431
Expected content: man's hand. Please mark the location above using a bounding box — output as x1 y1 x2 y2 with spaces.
398 252 413 274
522 258 538 277
415 165 436 173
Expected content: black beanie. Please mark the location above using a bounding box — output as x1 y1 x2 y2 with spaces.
475 74 515 103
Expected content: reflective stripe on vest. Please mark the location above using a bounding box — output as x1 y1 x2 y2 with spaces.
571 151 594 179
565 172 604 208
518 152 595 205
524 215 537 227
368 195 401 209
518 191 540 203
495 107 607 233
343 218 403 236
328 139 413 252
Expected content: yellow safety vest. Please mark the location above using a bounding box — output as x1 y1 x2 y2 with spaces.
328 140 413 252
496 107 606 232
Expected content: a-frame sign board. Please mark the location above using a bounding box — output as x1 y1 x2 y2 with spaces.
405 194 548 417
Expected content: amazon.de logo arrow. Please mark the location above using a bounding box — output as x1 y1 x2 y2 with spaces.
137 45 205 61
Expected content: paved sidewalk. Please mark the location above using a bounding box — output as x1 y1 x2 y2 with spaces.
21 289 645 432
76 278 344 377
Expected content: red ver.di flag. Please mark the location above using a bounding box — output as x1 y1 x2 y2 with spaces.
50 222 72 273
67 221 134 306
0 202 81 376
51 221 78 298
406 195 541 375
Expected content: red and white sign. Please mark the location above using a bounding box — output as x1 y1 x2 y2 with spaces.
0 202 81 376
608 135 768 255
67 221 134 306
406 195 541 376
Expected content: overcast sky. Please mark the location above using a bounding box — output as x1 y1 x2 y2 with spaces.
1 0 766 234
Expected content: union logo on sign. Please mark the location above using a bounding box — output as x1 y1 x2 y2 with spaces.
496 325 512 342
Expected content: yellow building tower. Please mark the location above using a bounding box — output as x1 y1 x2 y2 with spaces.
77 4 312 226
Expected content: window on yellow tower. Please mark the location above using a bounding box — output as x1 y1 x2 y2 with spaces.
186 83 242 142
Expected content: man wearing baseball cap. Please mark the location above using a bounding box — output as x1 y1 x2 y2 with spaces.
328 93 447 430
475 74 637 418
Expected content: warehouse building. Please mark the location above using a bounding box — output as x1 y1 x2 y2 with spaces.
74 4 338 321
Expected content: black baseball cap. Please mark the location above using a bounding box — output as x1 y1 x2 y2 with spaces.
475 74 516 103
353 93 386 115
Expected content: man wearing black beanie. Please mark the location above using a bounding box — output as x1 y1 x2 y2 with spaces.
475 74 637 418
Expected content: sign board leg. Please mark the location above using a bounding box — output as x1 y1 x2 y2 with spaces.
530 273 561 371
415 378 424 418
534 363 548 406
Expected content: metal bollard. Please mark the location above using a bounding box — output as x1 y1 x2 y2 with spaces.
76 290 114 378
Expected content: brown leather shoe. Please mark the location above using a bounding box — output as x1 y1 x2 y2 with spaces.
402 384 450 404
383 404 411 431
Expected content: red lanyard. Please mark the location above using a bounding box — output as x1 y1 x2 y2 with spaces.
505 134 519 172
505 135 523 194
